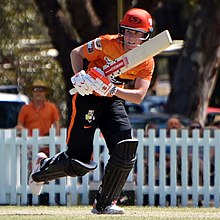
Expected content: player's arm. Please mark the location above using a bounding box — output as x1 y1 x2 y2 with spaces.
87 67 150 104
114 77 150 104
70 45 95 96
70 45 86 73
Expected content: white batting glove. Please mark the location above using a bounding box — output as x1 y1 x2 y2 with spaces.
70 70 94 96
89 67 117 96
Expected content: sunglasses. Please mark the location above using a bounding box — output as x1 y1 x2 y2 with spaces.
33 87 45 92
214 122 220 126
189 125 202 129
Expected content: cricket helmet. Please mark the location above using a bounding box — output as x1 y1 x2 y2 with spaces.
119 8 153 40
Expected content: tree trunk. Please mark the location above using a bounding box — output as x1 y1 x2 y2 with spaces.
165 0 220 125
34 0 79 94
66 0 118 42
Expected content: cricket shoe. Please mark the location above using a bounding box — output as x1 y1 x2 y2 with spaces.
28 152 47 195
91 200 125 214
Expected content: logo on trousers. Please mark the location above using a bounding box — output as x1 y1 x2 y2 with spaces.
85 110 95 122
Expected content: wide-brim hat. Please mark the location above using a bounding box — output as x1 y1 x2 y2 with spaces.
25 79 52 94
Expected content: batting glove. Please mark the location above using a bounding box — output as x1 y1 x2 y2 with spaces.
70 70 94 96
89 67 117 96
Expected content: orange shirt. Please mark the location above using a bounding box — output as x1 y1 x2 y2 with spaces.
17 101 60 136
82 34 155 82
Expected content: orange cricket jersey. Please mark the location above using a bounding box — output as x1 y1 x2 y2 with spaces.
17 101 60 136
82 34 155 82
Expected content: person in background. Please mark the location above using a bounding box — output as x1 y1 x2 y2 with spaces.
166 116 184 134
187 120 203 186
16 79 60 138
208 115 220 186
212 115 220 128
187 120 203 206
155 116 183 182
15 79 61 205
15 79 60 172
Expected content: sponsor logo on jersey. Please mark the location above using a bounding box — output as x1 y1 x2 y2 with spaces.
87 41 94 53
127 70 136 75
94 38 102 50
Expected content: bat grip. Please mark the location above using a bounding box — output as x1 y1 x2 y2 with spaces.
69 87 77 95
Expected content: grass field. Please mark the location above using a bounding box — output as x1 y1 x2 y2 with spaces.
1 206 220 220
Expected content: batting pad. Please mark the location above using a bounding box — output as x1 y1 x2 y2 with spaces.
32 152 97 182
96 139 138 211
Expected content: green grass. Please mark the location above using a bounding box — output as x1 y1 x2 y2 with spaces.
1 206 220 220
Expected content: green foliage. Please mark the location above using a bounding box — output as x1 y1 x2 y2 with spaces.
0 0 67 126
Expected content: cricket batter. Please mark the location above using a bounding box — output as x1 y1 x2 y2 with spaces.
29 8 155 214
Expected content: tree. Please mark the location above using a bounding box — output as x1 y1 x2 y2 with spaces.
165 0 220 125
0 0 68 125
1 0 219 126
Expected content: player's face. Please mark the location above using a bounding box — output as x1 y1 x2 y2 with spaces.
123 29 145 52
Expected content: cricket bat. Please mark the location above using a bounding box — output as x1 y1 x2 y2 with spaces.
70 30 172 94
103 30 172 79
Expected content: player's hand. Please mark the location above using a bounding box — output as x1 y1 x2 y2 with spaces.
89 67 117 96
70 70 94 96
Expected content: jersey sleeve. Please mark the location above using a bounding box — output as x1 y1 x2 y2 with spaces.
82 34 154 82
137 58 155 81
82 37 106 62
118 57 155 82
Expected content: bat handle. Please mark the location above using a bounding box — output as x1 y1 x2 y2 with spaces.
69 87 77 95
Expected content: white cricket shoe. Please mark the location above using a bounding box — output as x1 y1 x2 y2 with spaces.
91 200 125 214
28 152 47 196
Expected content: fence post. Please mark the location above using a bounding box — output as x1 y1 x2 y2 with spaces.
203 129 211 207
191 130 200 206
9 129 18 204
213 130 220 207
20 129 28 205
136 129 144 206
169 130 178 206
147 129 157 206
0 130 8 204
180 129 189 206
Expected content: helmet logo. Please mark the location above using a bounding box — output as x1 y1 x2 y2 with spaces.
129 16 141 24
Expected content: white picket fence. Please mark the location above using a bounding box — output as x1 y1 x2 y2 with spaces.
0 128 220 207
